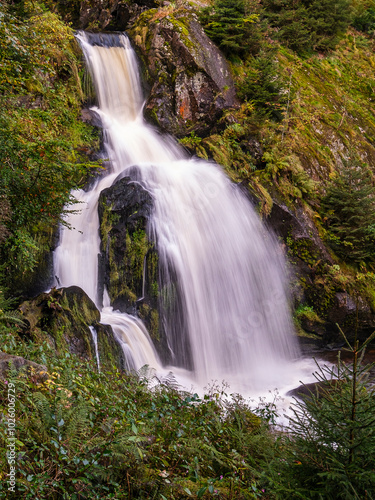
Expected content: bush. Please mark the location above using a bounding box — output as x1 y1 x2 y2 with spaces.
0 333 276 499
236 49 286 120
200 0 264 59
0 1 99 289
262 0 352 53
353 7 375 34
268 329 375 498
321 158 375 266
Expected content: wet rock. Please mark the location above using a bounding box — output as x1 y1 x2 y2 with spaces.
96 323 126 371
288 379 341 401
98 175 160 342
19 287 123 370
326 292 375 342
51 0 157 31
265 201 332 308
0 352 47 381
130 8 239 137
300 316 327 337
81 108 103 128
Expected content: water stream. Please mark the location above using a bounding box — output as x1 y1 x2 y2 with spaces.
53 32 317 401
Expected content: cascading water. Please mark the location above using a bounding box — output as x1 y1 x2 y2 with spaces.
89 326 100 372
53 31 304 395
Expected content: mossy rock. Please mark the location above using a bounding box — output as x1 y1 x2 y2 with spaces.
129 6 239 137
0 352 47 382
98 174 162 350
19 287 123 371
96 323 126 371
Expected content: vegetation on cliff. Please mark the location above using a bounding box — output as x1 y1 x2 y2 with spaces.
0 0 99 295
1 0 375 498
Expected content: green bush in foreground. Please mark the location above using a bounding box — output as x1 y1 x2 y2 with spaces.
1 314 375 499
0 328 276 499
268 329 375 499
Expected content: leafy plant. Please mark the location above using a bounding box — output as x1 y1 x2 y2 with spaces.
0 1 100 289
0 336 277 499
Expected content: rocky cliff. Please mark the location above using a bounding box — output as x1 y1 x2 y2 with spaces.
12 0 375 344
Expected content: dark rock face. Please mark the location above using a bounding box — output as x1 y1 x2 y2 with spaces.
266 201 375 342
51 0 157 31
266 201 332 306
326 293 375 342
98 174 193 368
19 287 123 370
98 175 161 344
130 9 239 137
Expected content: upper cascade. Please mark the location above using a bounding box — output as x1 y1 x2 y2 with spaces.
53 31 300 392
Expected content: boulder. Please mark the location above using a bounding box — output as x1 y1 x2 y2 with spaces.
0 352 47 381
326 292 375 342
130 7 239 137
19 287 123 371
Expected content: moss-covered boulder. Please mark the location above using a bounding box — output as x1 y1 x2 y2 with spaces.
0 352 47 382
98 175 160 343
19 287 123 371
129 6 239 137
263 199 375 342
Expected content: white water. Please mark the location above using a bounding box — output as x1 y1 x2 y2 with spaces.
53 32 317 399
89 326 100 372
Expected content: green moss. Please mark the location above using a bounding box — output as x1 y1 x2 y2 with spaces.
286 236 318 267
294 304 324 324
149 309 160 341
100 202 119 244
96 324 124 371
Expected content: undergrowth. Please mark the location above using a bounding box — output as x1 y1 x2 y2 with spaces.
0 326 277 499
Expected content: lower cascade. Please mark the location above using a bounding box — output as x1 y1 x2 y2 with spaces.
53 32 302 394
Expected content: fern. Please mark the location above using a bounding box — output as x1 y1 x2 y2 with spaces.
0 309 26 326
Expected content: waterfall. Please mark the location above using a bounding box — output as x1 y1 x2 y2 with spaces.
53 31 301 393
89 326 100 372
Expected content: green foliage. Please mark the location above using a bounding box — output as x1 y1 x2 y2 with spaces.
0 286 26 327
0 1 100 287
321 158 375 266
236 49 286 120
269 330 375 499
351 0 375 34
262 0 352 53
0 335 276 499
200 0 263 59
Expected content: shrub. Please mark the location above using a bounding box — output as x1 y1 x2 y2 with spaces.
0 334 277 499
268 328 375 499
236 49 286 120
262 0 352 53
200 0 264 59
351 0 375 34
321 158 375 266
0 1 100 288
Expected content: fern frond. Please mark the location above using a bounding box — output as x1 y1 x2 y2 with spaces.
0 309 26 326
